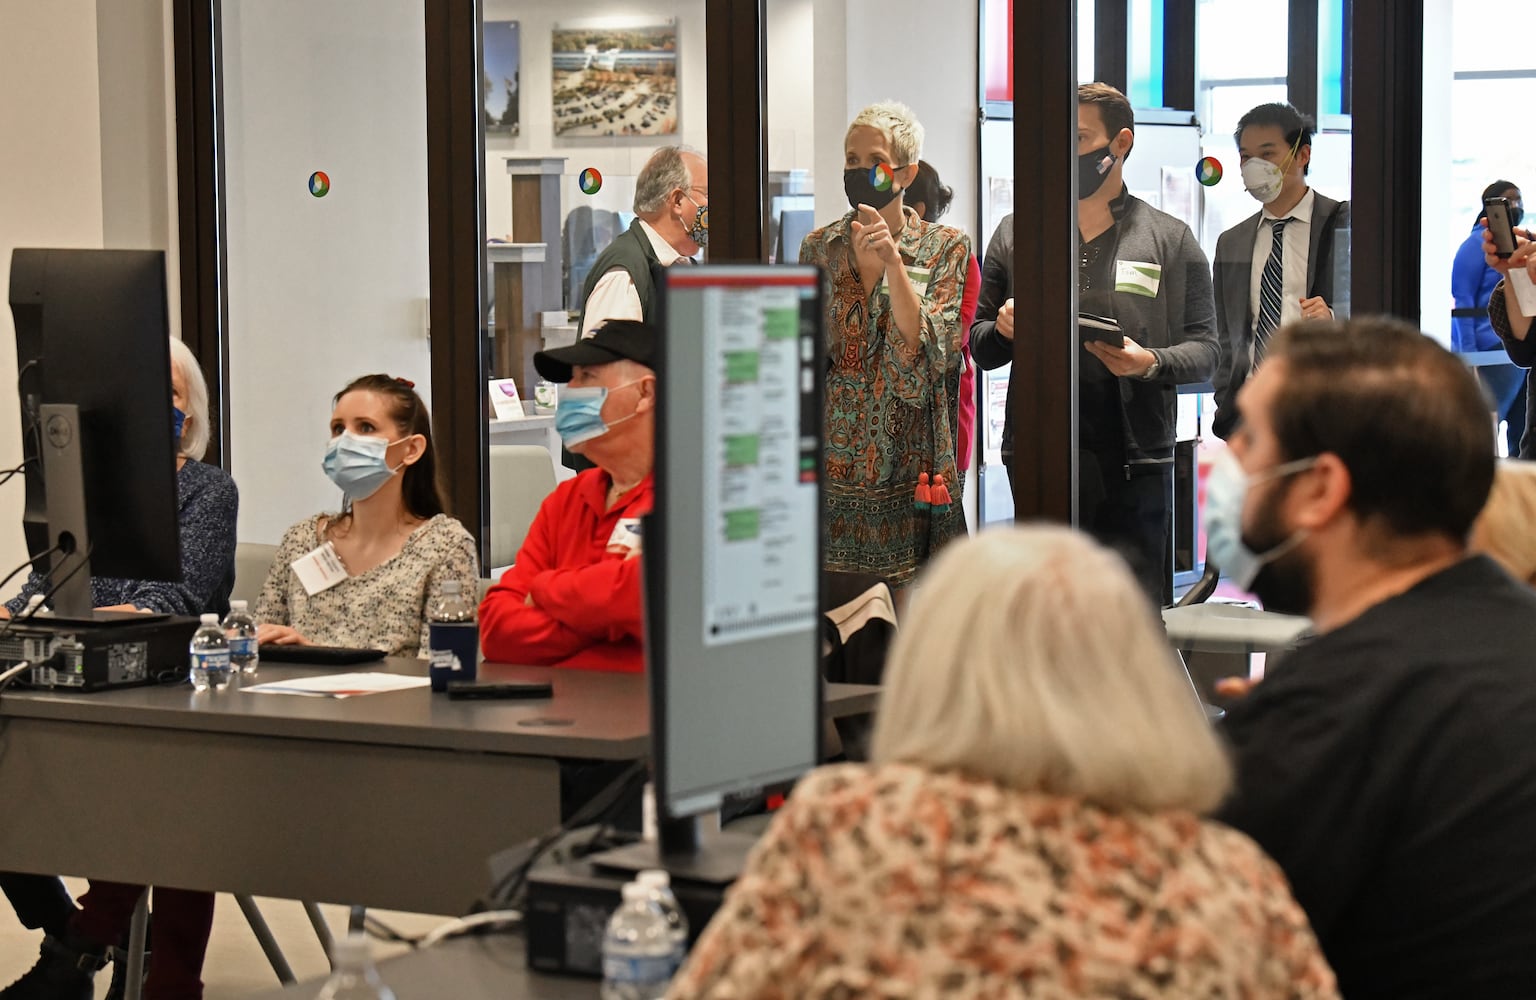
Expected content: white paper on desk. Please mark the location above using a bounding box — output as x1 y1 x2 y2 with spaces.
1509 270 1536 318
241 673 430 698
489 378 526 421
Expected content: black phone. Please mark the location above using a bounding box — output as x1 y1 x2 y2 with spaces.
446 680 554 700
1078 311 1125 348
1486 196 1517 259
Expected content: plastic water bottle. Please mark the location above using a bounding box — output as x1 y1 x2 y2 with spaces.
602 882 677 1000
427 580 478 693
637 869 688 954
189 613 232 692
316 935 395 1000
222 599 259 677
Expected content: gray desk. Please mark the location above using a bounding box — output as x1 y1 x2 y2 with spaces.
0 659 878 915
251 935 589 999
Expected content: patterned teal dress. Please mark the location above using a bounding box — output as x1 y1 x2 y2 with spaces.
800 207 971 588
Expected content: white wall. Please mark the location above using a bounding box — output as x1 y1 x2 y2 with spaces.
0 0 109 578
765 0 817 173
1419 0 1457 345
812 0 981 246
222 0 433 544
482 0 709 242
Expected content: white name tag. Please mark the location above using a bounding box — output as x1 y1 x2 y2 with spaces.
606 518 643 558
1115 259 1162 298
291 542 349 596
879 264 933 298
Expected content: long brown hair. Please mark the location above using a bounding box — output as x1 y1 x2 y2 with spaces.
328 375 446 535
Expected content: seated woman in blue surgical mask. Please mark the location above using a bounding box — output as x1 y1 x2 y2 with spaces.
255 374 477 657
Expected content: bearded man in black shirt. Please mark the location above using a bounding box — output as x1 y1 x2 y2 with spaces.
1209 316 1536 999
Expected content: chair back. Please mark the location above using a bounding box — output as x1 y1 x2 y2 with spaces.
489 445 557 568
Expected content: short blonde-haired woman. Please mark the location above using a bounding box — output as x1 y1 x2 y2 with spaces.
800 101 971 590
670 527 1337 999
1470 459 1536 585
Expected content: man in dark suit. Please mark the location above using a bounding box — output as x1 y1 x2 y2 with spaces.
1211 103 1349 440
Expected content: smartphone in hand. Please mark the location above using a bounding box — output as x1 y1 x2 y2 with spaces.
1486 196 1518 259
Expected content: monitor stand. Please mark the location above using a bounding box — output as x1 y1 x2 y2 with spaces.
588 815 756 886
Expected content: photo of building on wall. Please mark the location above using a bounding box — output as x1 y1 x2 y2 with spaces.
484 20 520 136
551 20 678 138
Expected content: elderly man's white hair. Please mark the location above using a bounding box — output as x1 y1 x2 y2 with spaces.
633 145 703 216
846 101 924 167
168 336 210 461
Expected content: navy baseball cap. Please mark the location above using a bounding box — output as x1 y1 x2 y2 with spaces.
534 319 657 383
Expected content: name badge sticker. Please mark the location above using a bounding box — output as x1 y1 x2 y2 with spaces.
1115 260 1162 298
606 518 644 559
291 542 349 596
878 264 934 299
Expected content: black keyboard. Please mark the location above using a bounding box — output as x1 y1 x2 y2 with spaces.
257 644 387 665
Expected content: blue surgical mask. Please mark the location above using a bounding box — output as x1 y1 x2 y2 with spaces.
322 431 409 501
1203 450 1316 591
173 406 186 442
555 380 644 447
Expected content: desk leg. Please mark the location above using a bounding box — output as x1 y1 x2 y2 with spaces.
124 889 148 1000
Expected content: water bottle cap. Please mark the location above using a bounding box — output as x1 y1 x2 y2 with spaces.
637 869 670 889
621 882 649 903
200 613 219 624
230 599 248 610
329 934 372 965
441 581 462 595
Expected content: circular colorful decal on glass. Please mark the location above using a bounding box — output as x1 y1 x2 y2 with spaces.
1195 157 1223 187
308 171 330 198
578 168 603 195
870 163 896 193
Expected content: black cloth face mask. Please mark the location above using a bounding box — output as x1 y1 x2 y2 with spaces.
1078 145 1118 200
844 164 907 211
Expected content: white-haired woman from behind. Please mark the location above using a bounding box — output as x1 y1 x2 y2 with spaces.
669 527 1337 999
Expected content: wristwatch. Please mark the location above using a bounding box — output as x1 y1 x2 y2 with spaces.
1139 354 1162 381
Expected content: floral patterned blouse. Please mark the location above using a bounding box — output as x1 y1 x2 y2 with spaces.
255 513 478 658
800 209 971 589
670 763 1338 1000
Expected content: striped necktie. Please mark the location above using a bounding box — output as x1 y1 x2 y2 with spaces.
1252 217 1291 370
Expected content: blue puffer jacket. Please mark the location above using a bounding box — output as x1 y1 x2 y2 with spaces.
1452 218 1506 352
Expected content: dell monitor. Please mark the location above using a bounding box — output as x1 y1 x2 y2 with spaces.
644 264 825 855
8 249 182 621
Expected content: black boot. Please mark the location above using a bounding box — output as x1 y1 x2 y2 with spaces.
0 930 106 1000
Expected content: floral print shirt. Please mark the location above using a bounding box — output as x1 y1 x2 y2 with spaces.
670 763 1338 1000
256 512 478 658
799 209 971 588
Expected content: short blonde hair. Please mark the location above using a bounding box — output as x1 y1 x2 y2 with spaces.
870 526 1232 814
846 101 923 167
168 336 210 461
1470 459 1536 585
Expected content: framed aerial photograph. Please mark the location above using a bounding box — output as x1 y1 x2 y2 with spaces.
484 20 521 136
551 20 678 138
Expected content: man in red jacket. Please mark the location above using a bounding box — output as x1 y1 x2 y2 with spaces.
479 319 654 672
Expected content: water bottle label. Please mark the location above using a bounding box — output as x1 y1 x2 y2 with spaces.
428 648 461 673
229 636 258 657
602 954 676 985
191 650 231 671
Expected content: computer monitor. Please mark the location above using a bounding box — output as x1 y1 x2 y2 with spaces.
8 249 181 620
646 265 825 845
773 209 815 266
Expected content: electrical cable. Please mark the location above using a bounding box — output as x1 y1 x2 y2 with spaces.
418 909 524 951
0 541 65 606
0 543 94 648
480 758 649 914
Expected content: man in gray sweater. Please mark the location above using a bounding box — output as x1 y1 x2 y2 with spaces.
971 83 1218 604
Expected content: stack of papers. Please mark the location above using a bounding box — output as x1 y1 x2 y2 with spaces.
241 673 430 698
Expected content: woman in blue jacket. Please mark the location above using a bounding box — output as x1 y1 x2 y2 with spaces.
1453 179 1526 456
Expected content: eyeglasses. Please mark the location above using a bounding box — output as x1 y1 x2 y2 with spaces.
1078 241 1102 292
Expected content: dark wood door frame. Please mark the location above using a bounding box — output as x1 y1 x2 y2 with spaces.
1350 0 1423 321
704 0 769 262
424 0 488 565
171 0 229 469
1009 1 1077 523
